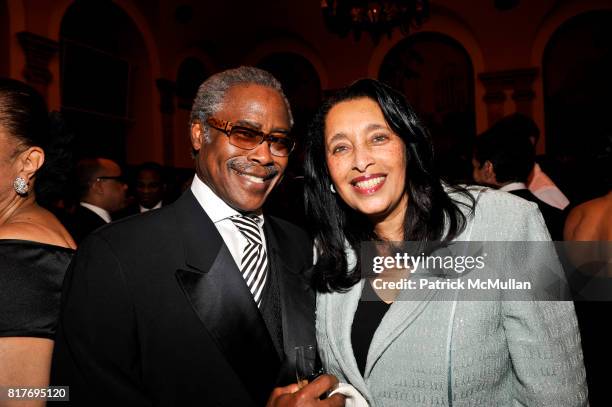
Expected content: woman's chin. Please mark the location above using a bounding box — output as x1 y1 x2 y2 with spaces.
354 203 392 219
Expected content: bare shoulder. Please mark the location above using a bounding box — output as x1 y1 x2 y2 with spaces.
0 209 75 249
565 201 587 223
575 195 605 212
565 192 612 241
0 221 56 242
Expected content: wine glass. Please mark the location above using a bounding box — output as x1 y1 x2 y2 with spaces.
295 345 324 389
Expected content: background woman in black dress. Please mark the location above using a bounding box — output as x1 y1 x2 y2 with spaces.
0 78 75 405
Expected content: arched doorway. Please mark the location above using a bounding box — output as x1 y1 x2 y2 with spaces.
257 52 322 226
172 56 209 169
543 10 612 203
59 0 155 164
0 0 9 76
257 52 322 170
257 52 322 138
379 32 476 183
176 57 208 111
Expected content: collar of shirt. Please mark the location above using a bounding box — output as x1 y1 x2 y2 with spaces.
190 175 266 269
190 175 264 225
499 182 527 192
139 201 162 213
80 202 112 223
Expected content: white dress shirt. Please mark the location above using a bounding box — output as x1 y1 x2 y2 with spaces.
190 175 266 270
528 163 570 210
80 202 111 223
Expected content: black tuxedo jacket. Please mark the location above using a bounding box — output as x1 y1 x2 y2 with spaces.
64 205 108 244
508 188 565 241
114 201 167 220
51 191 315 406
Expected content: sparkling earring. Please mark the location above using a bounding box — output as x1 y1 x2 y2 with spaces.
13 176 29 195
330 184 336 194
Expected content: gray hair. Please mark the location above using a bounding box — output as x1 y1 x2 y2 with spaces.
190 66 293 143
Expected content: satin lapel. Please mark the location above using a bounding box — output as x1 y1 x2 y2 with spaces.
173 191 223 272
324 280 372 400
264 220 316 382
173 192 280 405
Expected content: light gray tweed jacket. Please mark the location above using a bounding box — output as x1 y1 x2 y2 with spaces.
316 187 588 407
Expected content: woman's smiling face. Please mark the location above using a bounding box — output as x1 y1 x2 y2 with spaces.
324 97 408 222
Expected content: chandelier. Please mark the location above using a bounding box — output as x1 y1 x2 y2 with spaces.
321 0 430 41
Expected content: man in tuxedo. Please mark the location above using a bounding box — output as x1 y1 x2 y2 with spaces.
472 126 565 240
65 157 127 243
134 162 166 212
51 67 342 406
115 161 167 219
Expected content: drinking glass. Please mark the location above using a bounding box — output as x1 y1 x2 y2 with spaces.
295 345 324 389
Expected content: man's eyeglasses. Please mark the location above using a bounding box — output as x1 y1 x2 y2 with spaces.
206 117 295 157
96 175 126 184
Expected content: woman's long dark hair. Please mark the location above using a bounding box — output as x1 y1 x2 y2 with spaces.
304 79 475 292
0 78 73 208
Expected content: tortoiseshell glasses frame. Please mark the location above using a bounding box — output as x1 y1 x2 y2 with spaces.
206 117 295 157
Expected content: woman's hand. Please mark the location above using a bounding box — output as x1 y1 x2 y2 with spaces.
266 374 345 407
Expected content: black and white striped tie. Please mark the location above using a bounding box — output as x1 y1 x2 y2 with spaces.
231 215 268 307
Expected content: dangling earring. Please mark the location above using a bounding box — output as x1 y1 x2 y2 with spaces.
330 184 336 194
13 176 29 195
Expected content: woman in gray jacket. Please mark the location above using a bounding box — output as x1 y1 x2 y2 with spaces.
304 79 587 406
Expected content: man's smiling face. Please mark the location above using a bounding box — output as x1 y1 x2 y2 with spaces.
191 84 290 213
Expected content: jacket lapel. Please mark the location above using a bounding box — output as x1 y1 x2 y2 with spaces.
364 285 437 379
173 192 280 406
323 278 436 393
264 219 316 384
324 280 372 399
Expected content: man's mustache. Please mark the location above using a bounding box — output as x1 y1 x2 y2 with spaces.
227 159 280 180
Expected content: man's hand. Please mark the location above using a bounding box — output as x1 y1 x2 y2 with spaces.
265 374 345 407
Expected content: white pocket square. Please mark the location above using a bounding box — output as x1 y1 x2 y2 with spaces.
329 382 369 407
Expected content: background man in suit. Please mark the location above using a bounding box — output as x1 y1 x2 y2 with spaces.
495 113 570 210
65 157 127 243
115 161 167 218
134 162 165 212
472 127 565 240
51 67 342 406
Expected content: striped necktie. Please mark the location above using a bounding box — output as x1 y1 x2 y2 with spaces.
230 215 268 307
